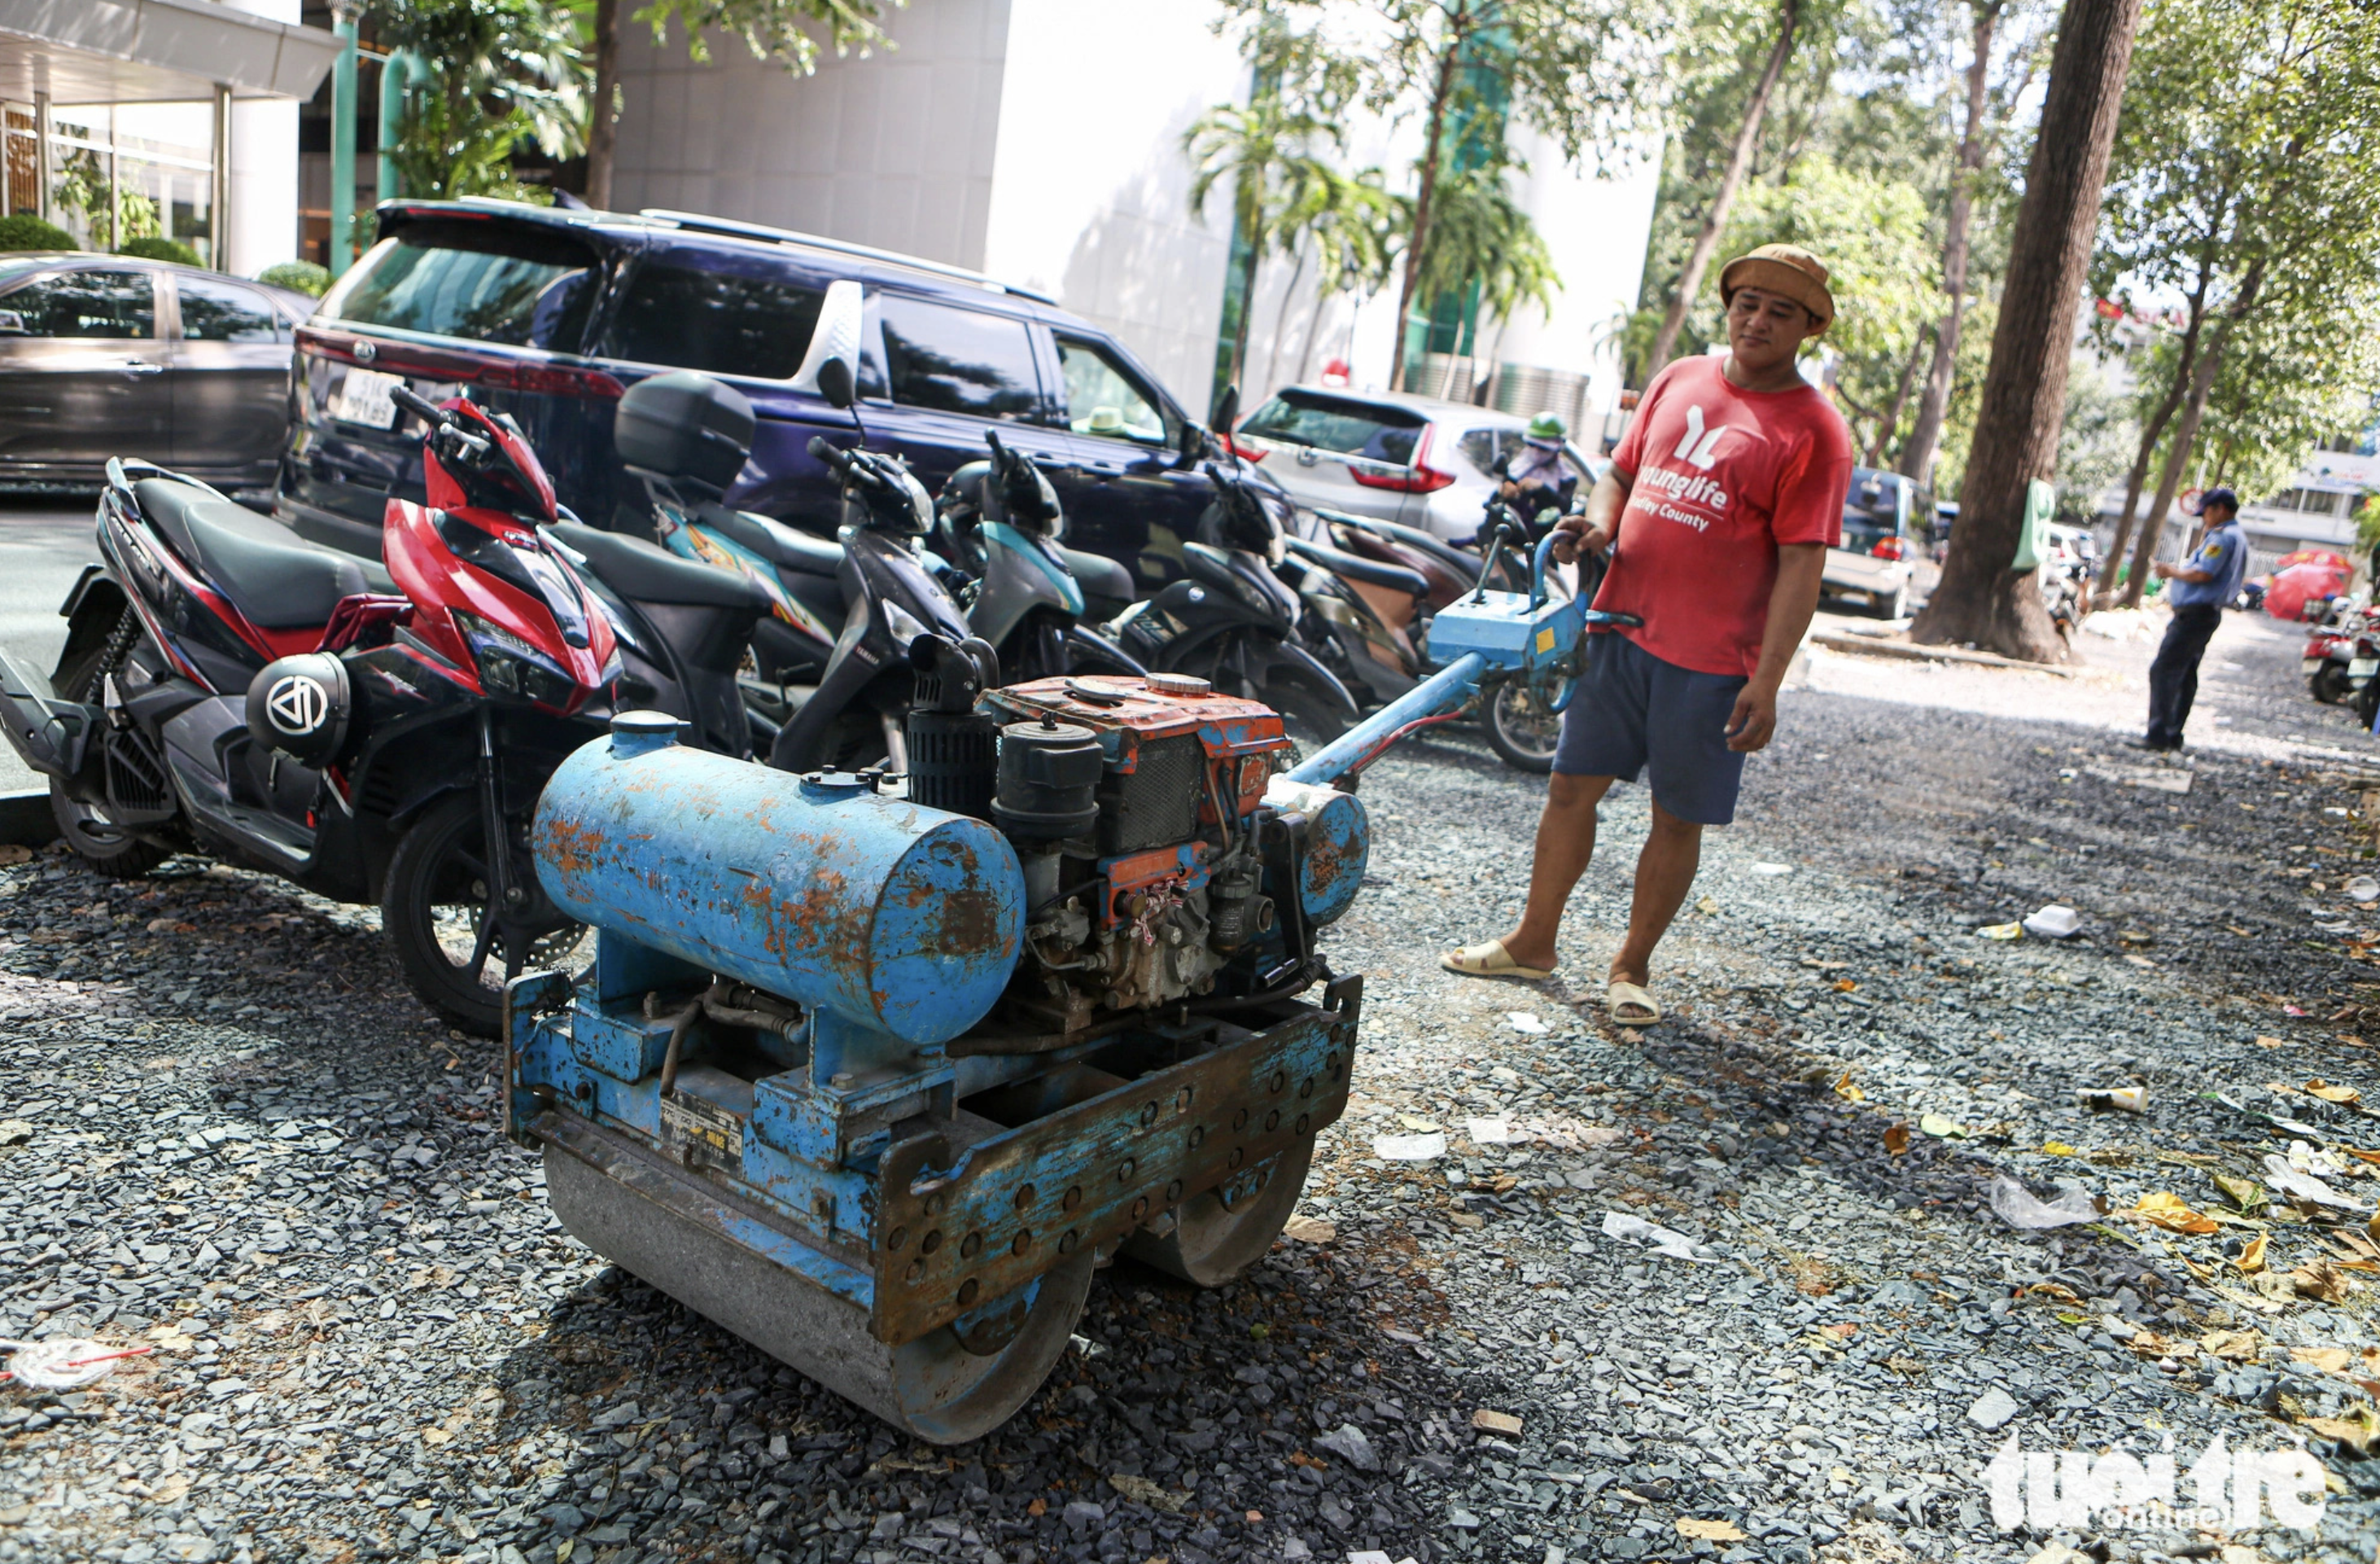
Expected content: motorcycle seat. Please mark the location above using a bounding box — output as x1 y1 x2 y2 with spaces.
549 522 772 611
1060 546 1135 605
693 503 846 579
1284 535 1429 599
134 478 392 630
1330 513 1479 583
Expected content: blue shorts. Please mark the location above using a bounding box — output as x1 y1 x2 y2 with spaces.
1551 633 1749 825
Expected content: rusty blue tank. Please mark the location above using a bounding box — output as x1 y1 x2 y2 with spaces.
532 713 1024 1048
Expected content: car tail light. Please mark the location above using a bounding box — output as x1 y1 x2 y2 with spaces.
1218 431 1266 463
1350 425 1456 493
1870 536 1907 561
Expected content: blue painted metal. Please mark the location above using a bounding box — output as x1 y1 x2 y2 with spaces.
532 719 1026 1051
1286 652 1485 787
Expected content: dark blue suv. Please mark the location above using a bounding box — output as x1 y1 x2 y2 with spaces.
275 199 1249 590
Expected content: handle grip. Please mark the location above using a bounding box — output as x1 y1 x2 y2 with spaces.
389 384 446 425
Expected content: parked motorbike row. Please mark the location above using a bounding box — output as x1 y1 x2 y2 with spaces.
2302 593 2380 727
0 289 1582 1038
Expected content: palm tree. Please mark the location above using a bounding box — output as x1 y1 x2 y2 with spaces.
1264 164 1399 395
1396 156 1561 396
1184 95 1339 407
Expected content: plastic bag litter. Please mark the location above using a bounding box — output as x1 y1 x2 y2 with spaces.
2263 1152 2372 1212
1748 863 1792 876
1503 1011 1547 1035
2023 904 2081 938
1465 1117 1517 1145
1601 1210 1722 1263
1988 1174 2104 1229
1372 1132 1446 1162
2 1338 141 1391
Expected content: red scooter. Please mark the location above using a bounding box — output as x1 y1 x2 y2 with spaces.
0 387 757 1035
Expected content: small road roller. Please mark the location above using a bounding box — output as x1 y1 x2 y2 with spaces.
506 540 1609 1440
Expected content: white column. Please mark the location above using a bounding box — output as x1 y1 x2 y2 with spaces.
221 0 302 275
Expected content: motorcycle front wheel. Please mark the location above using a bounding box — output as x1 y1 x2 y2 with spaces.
383 792 590 1037
2312 662 2352 705
1485 680 1564 774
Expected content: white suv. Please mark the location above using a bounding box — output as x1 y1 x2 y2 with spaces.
1229 385 1601 543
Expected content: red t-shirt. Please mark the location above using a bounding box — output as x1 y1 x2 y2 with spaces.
1593 356 1851 677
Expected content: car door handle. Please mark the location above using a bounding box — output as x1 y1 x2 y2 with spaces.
1073 461 1126 478
121 360 163 375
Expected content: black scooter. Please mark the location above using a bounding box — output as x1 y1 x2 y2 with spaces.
1107 464 1360 742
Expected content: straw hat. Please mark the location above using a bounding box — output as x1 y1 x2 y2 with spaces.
1719 243 1835 334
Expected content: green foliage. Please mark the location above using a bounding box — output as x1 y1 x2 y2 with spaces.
2054 356 2141 522
370 0 591 199
0 214 72 251
1398 154 1560 331
116 236 202 266
2088 0 2380 572
259 260 333 298
632 0 892 73
49 147 162 252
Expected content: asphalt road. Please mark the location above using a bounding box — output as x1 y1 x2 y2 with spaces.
0 496 105 798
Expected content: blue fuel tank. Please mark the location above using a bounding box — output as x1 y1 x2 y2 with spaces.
532 714 1026 1047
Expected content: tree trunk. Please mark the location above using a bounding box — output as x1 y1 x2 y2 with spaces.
1909 0 2144 662
2094 269 2210 596
585 0 622 209
2119 260 2266 606
1389 32 1464 394
1296 281 1331 385
1642 0 1802 378
1898 0 2002 487
1866 326 1932 467
1227 201 1262 398
1262 238 1308 401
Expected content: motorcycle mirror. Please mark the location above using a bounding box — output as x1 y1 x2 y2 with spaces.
790 278 865 411
1210 383 1240 438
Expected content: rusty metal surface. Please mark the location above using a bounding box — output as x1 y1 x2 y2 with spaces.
867 978 1361 1348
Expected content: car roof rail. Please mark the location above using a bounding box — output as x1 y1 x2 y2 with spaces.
636 208 1058 307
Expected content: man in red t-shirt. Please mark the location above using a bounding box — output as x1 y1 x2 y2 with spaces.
1446 244 1852 1025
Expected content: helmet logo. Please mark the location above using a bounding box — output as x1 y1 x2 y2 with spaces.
265 675 329 736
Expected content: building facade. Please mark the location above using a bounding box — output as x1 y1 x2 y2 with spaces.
0 0 332 277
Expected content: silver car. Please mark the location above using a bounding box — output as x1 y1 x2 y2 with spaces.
1230 385 1601 544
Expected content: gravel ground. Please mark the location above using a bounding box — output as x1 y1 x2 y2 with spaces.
6 605 2380 1564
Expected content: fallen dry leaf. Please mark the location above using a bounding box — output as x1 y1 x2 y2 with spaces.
2299 1404 2380 1457
2213 1173 2266 1212
0 1120 31 1147
2042 1141 2077 1156
2293 1256 2351 1303
1883 1123 1910 1157
2236 1233 2270 1274
2306 1080 2363 1105
1832 979 1857 993
0 844 29 867
2293 1346 2354 1374
2201 1329 2264 1362
2135 1190 2219 1234
1675 1518 1746 1542
1834 1073 1864 1104
2254 1035 2290 1049
1821 1322 1860 1340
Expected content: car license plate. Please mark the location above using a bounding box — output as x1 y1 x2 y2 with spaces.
2351 658 2377 678
330 366 404 428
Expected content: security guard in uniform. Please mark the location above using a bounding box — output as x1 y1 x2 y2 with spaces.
2135 487 2247 752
